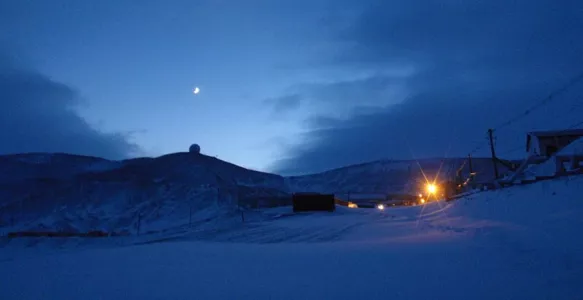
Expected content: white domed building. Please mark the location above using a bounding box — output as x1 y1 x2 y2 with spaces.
189 144 201 154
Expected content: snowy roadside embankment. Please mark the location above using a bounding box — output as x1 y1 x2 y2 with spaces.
1 175 582 300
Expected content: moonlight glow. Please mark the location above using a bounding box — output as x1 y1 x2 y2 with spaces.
193 87 200 94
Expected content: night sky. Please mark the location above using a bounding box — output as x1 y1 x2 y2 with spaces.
1 0 582 175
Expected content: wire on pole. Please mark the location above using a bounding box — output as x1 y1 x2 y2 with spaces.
493 71 583 131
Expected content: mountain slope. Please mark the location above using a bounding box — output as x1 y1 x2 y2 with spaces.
0 152 515 234
286 157 514 196
0 153 121 184
0 152 287 234
2 175 582 300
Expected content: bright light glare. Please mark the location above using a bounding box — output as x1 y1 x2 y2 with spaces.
426 183 437 194
418 193 423 198
348 202 358 208
420 198 426 204
377 204 385 210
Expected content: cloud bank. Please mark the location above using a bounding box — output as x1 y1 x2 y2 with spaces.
273 0 583 175
0 53 139 159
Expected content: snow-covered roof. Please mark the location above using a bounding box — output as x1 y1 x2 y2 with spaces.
526 128 583 154
520 137 583 179
556 137 583 156
527 129 583 137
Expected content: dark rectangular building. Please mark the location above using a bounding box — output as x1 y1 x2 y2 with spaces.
292 193 335 212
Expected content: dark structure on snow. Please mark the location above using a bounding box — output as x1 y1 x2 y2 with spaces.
292 193 335 212
526 129 583 158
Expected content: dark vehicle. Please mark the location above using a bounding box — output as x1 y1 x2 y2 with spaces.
292 193 336 212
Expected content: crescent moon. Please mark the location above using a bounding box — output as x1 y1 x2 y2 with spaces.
193 87 200 94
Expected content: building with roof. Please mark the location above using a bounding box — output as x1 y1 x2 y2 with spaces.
526 129 583 158
504 129 583 183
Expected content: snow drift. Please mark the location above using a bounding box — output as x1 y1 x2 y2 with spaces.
1 174 582 300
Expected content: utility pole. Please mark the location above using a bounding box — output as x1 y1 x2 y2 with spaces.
488 129 500 179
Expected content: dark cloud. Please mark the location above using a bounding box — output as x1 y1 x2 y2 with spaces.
0 53 139 159
264 94 302 114
273 0 583 175
298 75 407 108
338 0 582 68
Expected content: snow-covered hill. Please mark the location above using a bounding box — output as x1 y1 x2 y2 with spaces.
286 157 514 195
0 152 287 234
0 153 121 184
0 152 516 234
1 174 582 299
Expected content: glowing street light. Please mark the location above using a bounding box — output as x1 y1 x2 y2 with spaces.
377 204 385 210
426 183 437 194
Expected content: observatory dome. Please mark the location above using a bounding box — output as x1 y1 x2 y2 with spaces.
189 144 201 154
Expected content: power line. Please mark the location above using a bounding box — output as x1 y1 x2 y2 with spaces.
494 71 583 131
496 118 583 160
456 71 583 186
450 74 583 168
546 98 583 121
492 119 583 158
566 119 583 130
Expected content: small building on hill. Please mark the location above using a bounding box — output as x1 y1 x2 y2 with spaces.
504 129 583 183
526 129 583 158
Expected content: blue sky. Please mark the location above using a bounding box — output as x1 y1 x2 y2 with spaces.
1 0 330 170
1 0 582 174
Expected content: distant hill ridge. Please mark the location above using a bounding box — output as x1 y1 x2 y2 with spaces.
0 152 513 233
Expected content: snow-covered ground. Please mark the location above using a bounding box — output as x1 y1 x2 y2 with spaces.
1 175 582 300
519 136 583 179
